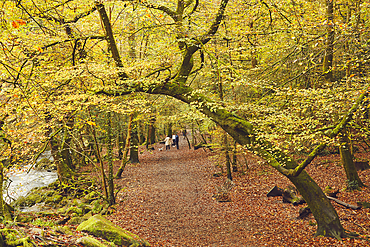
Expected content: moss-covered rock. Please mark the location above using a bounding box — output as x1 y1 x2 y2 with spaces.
76 214 150 247
76 236 109 247
44 194 62 205
0 228 35 247
13 193 43 207
53 225 73 235
66 206 83 216
83 191 100 203
68 216 87 225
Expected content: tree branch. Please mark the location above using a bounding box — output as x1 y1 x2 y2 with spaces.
96 3 129 79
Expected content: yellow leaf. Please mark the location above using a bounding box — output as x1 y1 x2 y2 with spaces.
86 121 96 126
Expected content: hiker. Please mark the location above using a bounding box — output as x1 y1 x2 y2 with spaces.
164 136 171 150
182 129 187 139
175 134 179 149
172 134 176 146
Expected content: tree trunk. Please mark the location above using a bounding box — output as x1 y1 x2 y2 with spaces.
166 123 173 138
339 131 364 190
322 0 335 83
223 133 232 181
116 113 134 178
50 137 74 183
289 169 345 238
232 140 238 172
0 160 3 218
129 126 139 163
90 122 108 199
146 115 156 149
106 112 115 205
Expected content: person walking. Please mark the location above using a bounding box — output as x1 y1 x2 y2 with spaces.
175 134 179 149
164 136 171 150
172 134 176 147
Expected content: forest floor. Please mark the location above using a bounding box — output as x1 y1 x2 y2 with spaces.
107 137 370 247
3 137 370 246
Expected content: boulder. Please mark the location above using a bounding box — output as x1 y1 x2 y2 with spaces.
76 236 108 247
77 214 150 247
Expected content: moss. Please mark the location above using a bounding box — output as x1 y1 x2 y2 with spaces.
35 158 51 169
17 214 34 223
68 216 87 225
76 236 109 247
66 206 83 216
0 228 35 246
13 193 43 207
53 225 73 235
44 194 62 205
76 214 150 247
84 191 100 203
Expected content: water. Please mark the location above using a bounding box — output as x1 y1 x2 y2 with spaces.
3 150 58 203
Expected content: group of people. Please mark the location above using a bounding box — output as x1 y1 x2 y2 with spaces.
164 133 179 150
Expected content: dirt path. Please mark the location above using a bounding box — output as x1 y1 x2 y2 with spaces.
109 139 255 247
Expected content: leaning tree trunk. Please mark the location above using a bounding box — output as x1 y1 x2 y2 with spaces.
339 131 364 190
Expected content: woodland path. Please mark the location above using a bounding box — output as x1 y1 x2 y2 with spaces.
108 137 255 247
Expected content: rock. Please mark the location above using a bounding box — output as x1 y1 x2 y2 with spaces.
53 225 73 235
44 194 62 205
77 214 150 247
76 236 109 247
29 227 43 235
68 216 87 225
83 191 100 203
267 186 283 197
13 193 43 207
66 206 83 216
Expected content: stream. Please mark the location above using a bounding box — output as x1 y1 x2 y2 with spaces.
3 150 58 205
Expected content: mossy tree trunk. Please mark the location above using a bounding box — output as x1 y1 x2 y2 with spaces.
339 130 364 190
50 137 74 183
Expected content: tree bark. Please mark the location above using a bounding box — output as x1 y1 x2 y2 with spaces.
339 131 364 190
129 125 139 163
106 111 115 205
322 0 335 83
116 112 134 178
